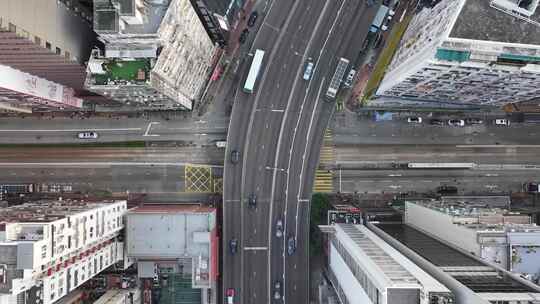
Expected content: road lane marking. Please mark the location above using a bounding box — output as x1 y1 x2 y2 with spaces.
143 122 160 137
244 247 268 250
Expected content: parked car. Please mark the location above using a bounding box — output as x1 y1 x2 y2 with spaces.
526 182 539 193
226 288 235 304
247 11 258 27
287 236 296 255
407 117 422 124
429 119 444 126
273 281 282 300
276 219 283 238
239 29 249 44
465 117 483 125
495 118 510 126
344 69 356 87
229 239 238 255
248 194 257 208
437 185 458 195
78 131 98 139
448 119 465 127
303 58 314 81
230 150 240 164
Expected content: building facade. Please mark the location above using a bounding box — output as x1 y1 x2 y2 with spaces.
404 200 540 283
0 0 96 112
374 0 540 108
321 223 454 304
87 0 218 110
0 200 127 304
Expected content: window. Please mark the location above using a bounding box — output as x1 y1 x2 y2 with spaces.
35 36 41 46
45 42 51 50
55 47 61 55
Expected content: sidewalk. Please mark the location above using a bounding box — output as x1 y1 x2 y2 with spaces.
196 0 260 117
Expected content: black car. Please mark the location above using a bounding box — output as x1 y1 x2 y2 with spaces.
230 150 240 164
239 29 249 44
437 185 458 195
247 11 258 27
429 119 445 126
248 194 257 208
229 239 238 254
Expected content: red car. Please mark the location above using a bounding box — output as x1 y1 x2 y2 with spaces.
226 288 235 304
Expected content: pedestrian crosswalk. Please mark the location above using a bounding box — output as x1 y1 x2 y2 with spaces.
313 129 335 193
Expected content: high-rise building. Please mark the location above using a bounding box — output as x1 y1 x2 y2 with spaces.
0 199 127 304
321 223 455 304
0 0 96 112
404 199 540 282
125 204 218 303
87 0 218 110
374 0 540 108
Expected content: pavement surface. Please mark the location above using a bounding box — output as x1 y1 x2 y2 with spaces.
221 0 381 304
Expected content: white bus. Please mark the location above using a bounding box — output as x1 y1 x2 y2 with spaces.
243 49 265 93
326 57 349 100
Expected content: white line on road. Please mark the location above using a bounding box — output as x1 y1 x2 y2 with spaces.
244 247 268 251
143 122 160 137
0 128 142 132
271 109 285 112
388 174 402 177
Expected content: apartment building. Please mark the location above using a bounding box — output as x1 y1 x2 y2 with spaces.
0 0 95 111
0 200 127 304
87 0 218 110
374 0 540 108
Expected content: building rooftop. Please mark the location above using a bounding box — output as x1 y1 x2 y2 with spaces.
375 223 539 293
0 199 122 223
449 0 540 45
130 204 215 213
90 58 152 85
408 200 530 226
337 224 419 285
94 0 170 35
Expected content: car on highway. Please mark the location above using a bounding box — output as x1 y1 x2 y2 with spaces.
273 280 282 300
226 288 235 304
429 119 444 126
230 150 240 164
239 29 249 44
247 11 258 27
78 131 98 139
344 69 356 87
465 117 483 125
248 194 257 208
229 238 238 255
407 117 422 124
287 236 296 255
495 118 510 126
448 119 465 127
303 58 314 81
275 219 283 238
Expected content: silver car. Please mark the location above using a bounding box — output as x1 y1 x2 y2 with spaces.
303 59 314 80
275 219 283 238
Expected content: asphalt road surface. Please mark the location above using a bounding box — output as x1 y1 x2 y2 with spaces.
335 168 540 194
222 0 380 303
